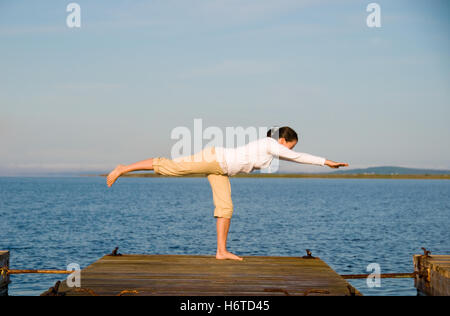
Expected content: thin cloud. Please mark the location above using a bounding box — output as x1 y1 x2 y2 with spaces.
57 82 124 92
95 0 327 29
0 0 328 36
0 25 66 36
195 0 320 23
177 59 283 79
1 163 109 175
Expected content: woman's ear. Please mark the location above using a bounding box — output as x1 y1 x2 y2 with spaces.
278 138 287 145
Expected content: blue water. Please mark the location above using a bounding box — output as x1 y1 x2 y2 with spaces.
0 176 449 296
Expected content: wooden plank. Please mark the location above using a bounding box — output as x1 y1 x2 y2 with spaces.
0 251 10 296
56 254 361 296
414 254 450 296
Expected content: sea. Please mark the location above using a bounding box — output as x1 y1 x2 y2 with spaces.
0 176 449 296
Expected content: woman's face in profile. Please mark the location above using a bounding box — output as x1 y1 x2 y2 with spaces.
278 138 297 150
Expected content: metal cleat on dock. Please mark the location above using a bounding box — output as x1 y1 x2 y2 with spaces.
302 249 316 259
107 247 122 257
40 281 65 296
421 247 431 258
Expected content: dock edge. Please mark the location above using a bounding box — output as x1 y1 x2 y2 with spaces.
414 254 450 296
0 251 10 296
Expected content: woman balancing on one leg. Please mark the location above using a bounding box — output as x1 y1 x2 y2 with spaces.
106 127 348 261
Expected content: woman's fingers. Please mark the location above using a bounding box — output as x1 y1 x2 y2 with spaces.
332 162 349 168
326 161 349 168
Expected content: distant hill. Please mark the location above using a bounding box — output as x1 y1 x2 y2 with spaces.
330 166 450 175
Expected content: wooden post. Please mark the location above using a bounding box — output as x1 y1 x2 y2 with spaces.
414 254 450 296
0 251 10 296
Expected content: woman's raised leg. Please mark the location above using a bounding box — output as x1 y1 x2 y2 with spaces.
106 158 154 187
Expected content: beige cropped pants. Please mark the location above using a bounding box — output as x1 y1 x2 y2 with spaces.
152 147 233 219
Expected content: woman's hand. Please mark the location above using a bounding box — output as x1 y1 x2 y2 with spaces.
325 160 349 169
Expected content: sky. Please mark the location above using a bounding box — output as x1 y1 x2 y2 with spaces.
0 0 449 175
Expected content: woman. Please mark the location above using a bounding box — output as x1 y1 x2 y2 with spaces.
106 126 348 261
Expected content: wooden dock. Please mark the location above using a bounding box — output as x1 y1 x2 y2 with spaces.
0 251 10 296
56 254 360 296
414 254 450 296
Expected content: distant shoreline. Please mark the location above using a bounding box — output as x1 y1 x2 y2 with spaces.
94 173 450 180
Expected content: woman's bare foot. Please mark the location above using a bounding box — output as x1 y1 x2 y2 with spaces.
106 164 127 187
216 250 243 261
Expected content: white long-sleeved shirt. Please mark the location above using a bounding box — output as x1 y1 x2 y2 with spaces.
214 137 326 176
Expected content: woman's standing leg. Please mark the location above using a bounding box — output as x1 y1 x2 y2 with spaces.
207 174 243 261
216 218 242 260
106 158 154 187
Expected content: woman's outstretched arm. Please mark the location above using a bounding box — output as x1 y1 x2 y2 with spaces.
267 139 349 168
